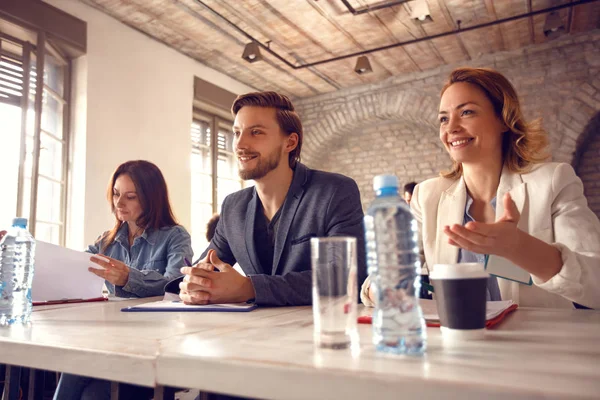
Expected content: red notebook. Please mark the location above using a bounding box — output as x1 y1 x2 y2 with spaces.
33 297 108 306
358 300 518 329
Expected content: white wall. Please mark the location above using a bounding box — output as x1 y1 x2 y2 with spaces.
44 0 254 250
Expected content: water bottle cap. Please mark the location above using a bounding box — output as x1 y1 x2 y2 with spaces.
12 217 28 229
373 174 398 191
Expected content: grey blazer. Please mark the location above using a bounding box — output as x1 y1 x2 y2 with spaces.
167 163 366 306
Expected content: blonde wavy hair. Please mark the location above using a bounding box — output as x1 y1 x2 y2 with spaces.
440 67 549 179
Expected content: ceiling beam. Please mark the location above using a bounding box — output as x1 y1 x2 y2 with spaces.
527 0 535 44
436 0 471 60
305 0 395 77
218 0 341 90
567 0 575 34
483 0 505 51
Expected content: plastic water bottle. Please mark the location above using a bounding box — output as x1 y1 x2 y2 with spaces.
364 175 426 354
0 217 36 326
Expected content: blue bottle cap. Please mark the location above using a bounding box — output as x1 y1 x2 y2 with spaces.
12 217 28 229
373 174 398 191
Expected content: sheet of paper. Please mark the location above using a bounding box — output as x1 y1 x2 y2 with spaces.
419 299 515 322
31 241 106 302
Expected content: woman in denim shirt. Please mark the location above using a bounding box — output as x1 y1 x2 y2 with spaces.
85 160 193 298
54 160 192 400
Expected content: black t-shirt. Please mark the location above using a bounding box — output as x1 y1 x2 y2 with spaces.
253 200 283 274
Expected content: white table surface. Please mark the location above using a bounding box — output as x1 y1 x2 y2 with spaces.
156 306 600 400
1 299 599 399
0 298 304 386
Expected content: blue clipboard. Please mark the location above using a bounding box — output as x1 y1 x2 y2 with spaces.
121 300 258 312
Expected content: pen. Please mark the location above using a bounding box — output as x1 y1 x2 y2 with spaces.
184 257 192 267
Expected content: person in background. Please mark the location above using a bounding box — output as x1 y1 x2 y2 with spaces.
206 214 220 242
363 67 600 309
54 159 193 400
169 91 366 306
403 181 417 205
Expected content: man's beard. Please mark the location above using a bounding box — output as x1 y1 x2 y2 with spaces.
238 148 282 180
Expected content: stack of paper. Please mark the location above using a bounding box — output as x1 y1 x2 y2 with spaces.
358 300 518 328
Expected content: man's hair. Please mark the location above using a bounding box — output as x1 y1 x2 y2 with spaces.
206 214 220 242
231 91 303 168
403 181 417 195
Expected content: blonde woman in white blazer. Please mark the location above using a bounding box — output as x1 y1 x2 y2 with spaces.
362 67 600 309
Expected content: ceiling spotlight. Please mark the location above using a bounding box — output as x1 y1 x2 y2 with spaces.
410 0 433 24
543 12 565 39
242 42 263 63
354 56 373 75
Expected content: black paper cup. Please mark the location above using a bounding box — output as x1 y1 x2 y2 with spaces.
430 263 488 341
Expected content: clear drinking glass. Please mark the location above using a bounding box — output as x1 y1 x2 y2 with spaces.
311 237 358 349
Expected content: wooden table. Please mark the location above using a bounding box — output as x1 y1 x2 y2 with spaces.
1 300 599 400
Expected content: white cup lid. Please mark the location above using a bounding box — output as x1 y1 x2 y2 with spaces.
440 327 485 343
430 263 489 280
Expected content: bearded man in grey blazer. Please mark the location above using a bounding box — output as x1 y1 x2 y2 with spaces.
172 91 366 306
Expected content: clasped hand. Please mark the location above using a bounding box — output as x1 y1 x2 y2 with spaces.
179 249 255 305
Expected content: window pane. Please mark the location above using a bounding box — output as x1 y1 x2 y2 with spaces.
35 221 60 244
191 203 213 259
217 178 242 211
217 124 235 153
217 152 238 179
44 53 64 97
191 120 211 169
191 148 212 177
191 171 212 205
39 132 63 181
36 176 62 223
0 102 22 227
41 90 63 138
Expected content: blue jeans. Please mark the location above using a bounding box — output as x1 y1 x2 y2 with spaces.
54 373 154 400
53 374 110 400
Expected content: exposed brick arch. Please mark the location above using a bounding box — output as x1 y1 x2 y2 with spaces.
574 112 600 219
554 85 600 164
300 90 439 166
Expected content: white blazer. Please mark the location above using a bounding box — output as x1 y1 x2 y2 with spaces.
410 162 600 309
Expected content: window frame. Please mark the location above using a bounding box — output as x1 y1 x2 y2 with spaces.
1 26 71 245
192 108 244 213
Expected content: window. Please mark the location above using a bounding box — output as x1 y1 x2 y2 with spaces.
0 22 70 245
191 110 244 256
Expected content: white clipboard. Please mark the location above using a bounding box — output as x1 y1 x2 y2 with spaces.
486 254 533 285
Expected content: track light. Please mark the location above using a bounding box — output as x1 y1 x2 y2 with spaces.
241 42 262 63
354 56 373 75
543 12 565 39
410 0 433 24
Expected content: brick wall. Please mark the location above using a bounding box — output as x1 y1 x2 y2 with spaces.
575 113 600 218
295 30 600 214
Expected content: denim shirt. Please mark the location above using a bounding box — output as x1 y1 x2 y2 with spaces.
88 223 193 298
458 194 502 301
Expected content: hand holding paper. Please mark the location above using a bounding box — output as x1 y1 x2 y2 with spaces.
88 255 130 286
